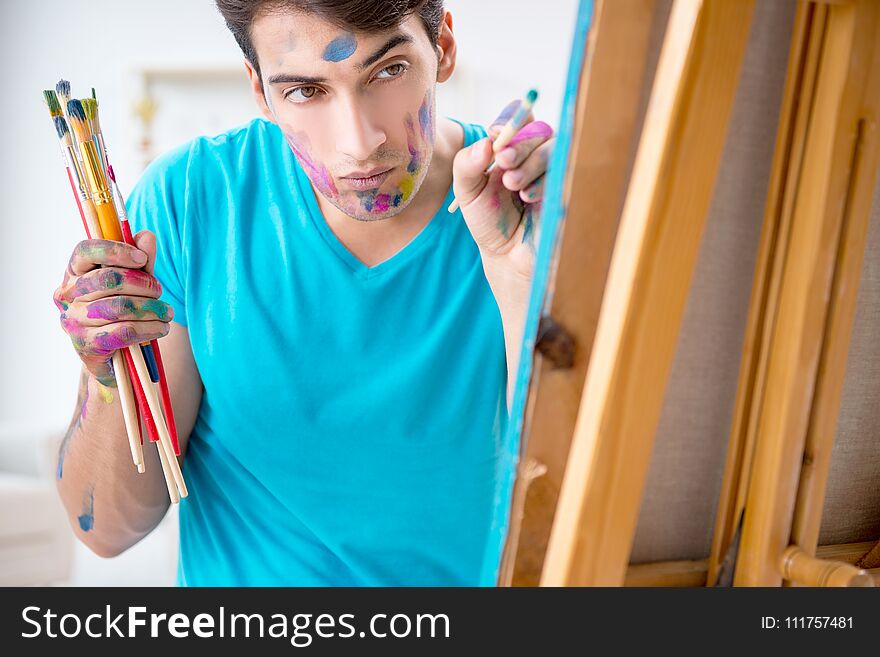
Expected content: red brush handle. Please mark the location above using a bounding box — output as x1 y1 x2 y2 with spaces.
66 169 91 239
150 340 180 455
123 348 160 444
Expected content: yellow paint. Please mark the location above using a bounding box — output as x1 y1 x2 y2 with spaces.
97 383 114 404
400 174 415 202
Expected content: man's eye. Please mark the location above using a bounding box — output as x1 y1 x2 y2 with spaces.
375 63 406 80
285 86 320 102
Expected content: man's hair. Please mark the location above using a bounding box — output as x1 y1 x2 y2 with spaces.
215 0 445 77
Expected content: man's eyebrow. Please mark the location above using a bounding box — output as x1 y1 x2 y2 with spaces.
357 34 413 70
266 73 327 85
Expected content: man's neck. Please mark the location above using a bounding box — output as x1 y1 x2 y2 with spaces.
313 117 465 268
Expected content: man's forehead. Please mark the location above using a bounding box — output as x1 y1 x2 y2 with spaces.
252 9 422 59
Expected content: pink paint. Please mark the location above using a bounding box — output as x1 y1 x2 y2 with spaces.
285 133 338 197
373 194 392 212
505 121 554 148
93 328 135 354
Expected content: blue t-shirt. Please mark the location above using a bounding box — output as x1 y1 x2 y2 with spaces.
126 117 509 585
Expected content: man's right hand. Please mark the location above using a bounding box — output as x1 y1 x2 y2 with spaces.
53 230 173 387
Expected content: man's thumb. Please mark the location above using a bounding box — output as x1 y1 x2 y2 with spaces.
132 230 157 276
452 137 494 208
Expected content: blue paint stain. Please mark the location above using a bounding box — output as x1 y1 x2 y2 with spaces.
407 145 419 173
355 190 376 211
322 33 357 62
78 487 95 532
419 101 431 136
393 193 402 207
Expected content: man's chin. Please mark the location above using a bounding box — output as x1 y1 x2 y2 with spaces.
325 188 419 222
335 200 411 223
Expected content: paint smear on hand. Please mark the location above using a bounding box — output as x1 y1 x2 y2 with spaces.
97 383 114 404
323 32 357 62
78 486 95 532
505 121 554 148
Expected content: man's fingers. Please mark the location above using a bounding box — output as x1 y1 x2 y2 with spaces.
62 296 174 327
67 239 148 277
67 321 171 357
132 230 158 277
520 174 546 204
501 140 554 192
58 267 163 305
494 122 554 170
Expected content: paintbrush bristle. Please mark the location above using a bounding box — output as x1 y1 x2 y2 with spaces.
53 115 70 141
43 90 62 117
81 97 97 122
525 89 538 105
91 87 97 101
56 79 71 102
67 99 92 143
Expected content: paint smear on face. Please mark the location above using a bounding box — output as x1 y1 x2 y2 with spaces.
285 90 435 220
78 486 95 532
322 32 357 62
285 132 338 197
418 95 434 142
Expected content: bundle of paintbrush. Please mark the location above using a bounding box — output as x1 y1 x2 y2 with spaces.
43 80 187 504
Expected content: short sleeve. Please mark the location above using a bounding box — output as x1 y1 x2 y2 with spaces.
125 143 194 327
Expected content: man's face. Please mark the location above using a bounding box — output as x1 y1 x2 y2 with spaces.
249 10 445 222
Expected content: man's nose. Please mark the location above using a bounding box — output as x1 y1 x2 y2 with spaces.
334 97 386 162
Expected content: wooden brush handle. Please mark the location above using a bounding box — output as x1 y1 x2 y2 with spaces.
95 200 123 242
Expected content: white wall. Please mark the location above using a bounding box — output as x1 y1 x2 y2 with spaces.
0 0 578 584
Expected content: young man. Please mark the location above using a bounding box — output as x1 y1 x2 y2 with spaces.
52 0 554 585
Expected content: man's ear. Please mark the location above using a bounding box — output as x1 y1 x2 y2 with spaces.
436 10 456 83
245 58 276 123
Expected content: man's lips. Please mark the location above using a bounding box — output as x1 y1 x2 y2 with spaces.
341 167 393 190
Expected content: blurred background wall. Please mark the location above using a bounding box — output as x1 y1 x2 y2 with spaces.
0 0 578 585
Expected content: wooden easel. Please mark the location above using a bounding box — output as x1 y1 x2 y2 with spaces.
499 0 880 587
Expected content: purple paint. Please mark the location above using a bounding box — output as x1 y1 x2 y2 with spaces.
418 95 433 140
93 329 133 354
491 100 521 129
